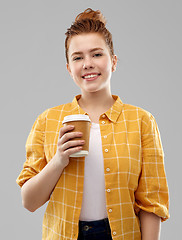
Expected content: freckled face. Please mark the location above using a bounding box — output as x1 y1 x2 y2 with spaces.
67 33 117 93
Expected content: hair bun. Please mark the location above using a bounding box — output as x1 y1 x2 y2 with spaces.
75 8 106 26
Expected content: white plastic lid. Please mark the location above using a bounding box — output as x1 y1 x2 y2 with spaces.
62 114 91 124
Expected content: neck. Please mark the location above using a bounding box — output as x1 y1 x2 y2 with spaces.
78 90 115 113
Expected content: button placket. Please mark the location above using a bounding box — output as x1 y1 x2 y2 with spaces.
100 121 109 154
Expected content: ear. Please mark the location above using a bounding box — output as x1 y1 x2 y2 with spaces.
66 63 73 78
112 55 117 72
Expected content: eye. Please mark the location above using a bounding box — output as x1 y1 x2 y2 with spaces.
73 56 82 61
94 53 102 57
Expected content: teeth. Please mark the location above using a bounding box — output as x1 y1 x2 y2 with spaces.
84 74 97 79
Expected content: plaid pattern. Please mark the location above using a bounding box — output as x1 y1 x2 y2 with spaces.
16 95 169 240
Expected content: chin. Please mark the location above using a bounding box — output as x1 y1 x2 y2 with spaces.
84 87 100 92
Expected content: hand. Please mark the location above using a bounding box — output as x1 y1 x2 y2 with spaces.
54 125 85 168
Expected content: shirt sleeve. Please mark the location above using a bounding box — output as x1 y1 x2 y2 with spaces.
134 112 170 222
16 111 48 188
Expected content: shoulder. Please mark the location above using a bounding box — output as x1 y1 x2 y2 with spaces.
122 103 159 134
37 101 73 122
122 103 154 121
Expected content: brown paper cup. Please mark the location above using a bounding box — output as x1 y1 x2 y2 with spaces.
62 114 91 157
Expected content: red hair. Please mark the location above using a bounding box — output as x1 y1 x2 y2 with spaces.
65 8 114 63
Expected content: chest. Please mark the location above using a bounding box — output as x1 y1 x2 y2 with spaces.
45 118 141 164
45 119 142 191
86 112 102 124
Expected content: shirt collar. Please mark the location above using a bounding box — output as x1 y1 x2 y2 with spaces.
71 94 123 123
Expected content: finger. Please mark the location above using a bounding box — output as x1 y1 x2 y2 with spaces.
59 131 83 145
64 146 83 157
59 125 74 138
61 139 85 152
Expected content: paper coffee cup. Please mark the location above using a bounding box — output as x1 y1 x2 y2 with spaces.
62 114 91 157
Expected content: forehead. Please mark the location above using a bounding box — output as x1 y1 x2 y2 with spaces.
68 33 109 54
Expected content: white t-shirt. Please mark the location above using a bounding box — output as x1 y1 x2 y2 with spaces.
79 122 108 221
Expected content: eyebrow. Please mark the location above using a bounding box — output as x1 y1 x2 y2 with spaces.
71 48 104 57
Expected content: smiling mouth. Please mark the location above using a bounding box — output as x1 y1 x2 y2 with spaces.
82 73 101 80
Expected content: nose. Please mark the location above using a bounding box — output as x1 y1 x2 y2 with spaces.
83 56 94 69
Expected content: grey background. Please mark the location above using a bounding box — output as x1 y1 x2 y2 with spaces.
1 0 181 239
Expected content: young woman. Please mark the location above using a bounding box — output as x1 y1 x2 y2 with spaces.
16 8 169 240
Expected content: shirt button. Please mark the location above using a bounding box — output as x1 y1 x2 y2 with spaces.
102 114 106 118
106 168 110 172
109 209 112 213
102 121 105 124
107 189 111 193
105 149 108 153
104 135 107 138
113 231 117 236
